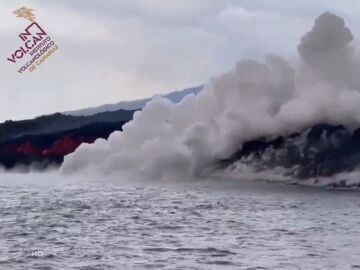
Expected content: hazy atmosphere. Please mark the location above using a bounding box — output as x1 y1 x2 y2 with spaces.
2 2 360 269
1 0 360 121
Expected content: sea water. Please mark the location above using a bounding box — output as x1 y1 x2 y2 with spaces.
0 174 359 270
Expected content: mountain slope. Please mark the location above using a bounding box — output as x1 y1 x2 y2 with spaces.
65 85 203 116
0 109 136 144
0 85 202 170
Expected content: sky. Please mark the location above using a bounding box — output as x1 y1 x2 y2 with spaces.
1 0 360 121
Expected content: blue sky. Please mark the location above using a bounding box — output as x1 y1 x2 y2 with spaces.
1 0 360 121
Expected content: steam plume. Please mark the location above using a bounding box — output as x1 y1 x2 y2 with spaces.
61 12 360 180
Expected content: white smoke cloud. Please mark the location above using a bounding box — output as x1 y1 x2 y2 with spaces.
62 12 360 180
297 12 357 88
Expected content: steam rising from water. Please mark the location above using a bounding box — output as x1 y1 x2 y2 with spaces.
62 13 360 182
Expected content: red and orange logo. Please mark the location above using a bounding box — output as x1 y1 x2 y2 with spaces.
7 7 59 74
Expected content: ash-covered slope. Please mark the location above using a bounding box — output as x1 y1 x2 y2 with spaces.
0 121 128 171
0 110 135 144
220 124 360 182
0 109 135 170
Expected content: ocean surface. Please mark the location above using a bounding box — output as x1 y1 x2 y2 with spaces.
0 174 360 270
